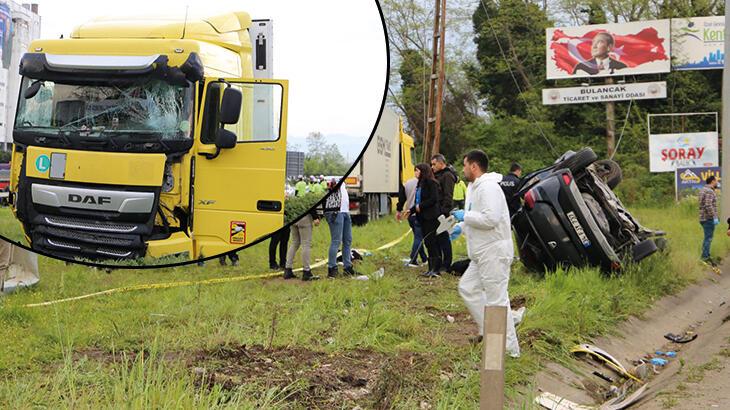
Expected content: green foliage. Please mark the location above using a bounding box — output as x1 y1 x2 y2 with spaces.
303 132 349 176
284 193 324 225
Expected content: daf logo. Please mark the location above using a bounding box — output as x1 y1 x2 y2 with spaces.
68 194 112 206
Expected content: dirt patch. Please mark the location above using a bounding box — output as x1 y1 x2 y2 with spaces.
191 344 437 408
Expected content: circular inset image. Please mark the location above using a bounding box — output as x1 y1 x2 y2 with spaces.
1 1 389 268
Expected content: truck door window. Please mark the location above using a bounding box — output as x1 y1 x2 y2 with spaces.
201 81 283 144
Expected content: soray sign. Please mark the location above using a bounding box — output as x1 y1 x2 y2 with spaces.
672 16 724 70
675 166 721 199
649 132 719 173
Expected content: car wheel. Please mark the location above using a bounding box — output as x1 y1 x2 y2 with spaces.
554 147 598 174
632 239 658 263
594 159 622 189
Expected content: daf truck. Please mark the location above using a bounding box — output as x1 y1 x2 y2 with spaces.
9 13 289 262
346 107 415 224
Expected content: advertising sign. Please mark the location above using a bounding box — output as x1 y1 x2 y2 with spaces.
0 3 11 70
546 20 671 80
542 81 666 105
675 166 721 199
649 132 719 173
672 16 724 70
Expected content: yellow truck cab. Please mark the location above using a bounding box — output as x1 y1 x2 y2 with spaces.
9 12 289 261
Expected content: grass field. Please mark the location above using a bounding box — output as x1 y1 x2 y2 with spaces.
0 198 727 409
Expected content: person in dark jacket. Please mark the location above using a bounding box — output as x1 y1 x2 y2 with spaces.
411 163 442 277
499 162 522 218
431 154 457 272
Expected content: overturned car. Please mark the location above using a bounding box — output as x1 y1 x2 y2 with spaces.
511 148 665 273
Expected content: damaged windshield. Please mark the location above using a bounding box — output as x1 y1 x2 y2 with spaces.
15 79 193 140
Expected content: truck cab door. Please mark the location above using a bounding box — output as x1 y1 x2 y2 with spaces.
192 78 288 259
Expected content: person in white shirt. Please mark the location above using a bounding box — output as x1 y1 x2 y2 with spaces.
323 179 359 278
452 149 520 357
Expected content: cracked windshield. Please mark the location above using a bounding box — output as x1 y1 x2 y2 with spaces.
16 79 193 139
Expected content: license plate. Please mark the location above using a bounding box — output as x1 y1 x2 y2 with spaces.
566 211 591 247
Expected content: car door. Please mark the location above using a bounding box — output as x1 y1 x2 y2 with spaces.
192 78 288 259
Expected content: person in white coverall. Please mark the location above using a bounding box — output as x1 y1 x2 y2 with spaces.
451 149 520 358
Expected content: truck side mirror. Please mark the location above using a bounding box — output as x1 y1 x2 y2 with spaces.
219 87 242 125
202 128 237 160
215 128 237 149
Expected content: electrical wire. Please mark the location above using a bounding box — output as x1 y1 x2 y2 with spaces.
609 98 633 160
476 0 558 157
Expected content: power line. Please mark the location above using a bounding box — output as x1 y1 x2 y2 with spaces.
476 0 558 157
609 98 633 161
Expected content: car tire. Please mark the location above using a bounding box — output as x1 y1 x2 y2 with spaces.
554 147 598 174
632 239 658 263
594 159 623 189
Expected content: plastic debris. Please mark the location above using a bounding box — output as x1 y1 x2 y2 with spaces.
664 332 698 344
655 350 677 358
649 358 668 366
372 267 384 280
513 306 526 326
446 315 455 323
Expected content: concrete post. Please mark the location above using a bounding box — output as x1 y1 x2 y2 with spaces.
722 2 730 220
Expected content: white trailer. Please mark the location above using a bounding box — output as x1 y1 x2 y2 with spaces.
346 107 415 223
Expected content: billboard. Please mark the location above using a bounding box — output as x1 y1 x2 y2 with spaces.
542 81 666 105
649 132 718 173
546 20 671 80
672 16 724 70
675 166 721 199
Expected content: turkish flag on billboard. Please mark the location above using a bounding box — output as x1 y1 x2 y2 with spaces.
546 20 671 79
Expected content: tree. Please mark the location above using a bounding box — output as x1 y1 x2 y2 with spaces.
303 132 349 176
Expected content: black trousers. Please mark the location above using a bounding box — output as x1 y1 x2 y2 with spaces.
269 226 291 266
437 231 452 271
420 218 441 273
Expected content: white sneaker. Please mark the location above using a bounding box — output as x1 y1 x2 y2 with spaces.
406 262 420 268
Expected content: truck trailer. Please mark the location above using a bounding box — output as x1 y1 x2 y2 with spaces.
346 107 415 224
9 13 289 262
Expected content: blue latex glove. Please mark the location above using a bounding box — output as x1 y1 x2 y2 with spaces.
714 218 720 225
450 225 462 242
650 358 668 366
452 209 465 222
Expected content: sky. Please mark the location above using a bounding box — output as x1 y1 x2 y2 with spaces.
32 0 387 157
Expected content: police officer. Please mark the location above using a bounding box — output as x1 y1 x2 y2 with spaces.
499 162 522 218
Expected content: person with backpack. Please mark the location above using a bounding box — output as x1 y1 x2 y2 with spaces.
396 176 427 267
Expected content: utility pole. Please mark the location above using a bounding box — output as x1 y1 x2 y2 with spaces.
605 78 616 157
423 0 447 161
721 0 730 221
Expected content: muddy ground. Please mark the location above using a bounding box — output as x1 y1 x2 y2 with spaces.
531 262 730 409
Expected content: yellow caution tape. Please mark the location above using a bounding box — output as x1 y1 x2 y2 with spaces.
23 228 412 308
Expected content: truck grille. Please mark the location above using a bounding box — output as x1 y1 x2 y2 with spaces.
43 216 140 233
31 214 150 261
